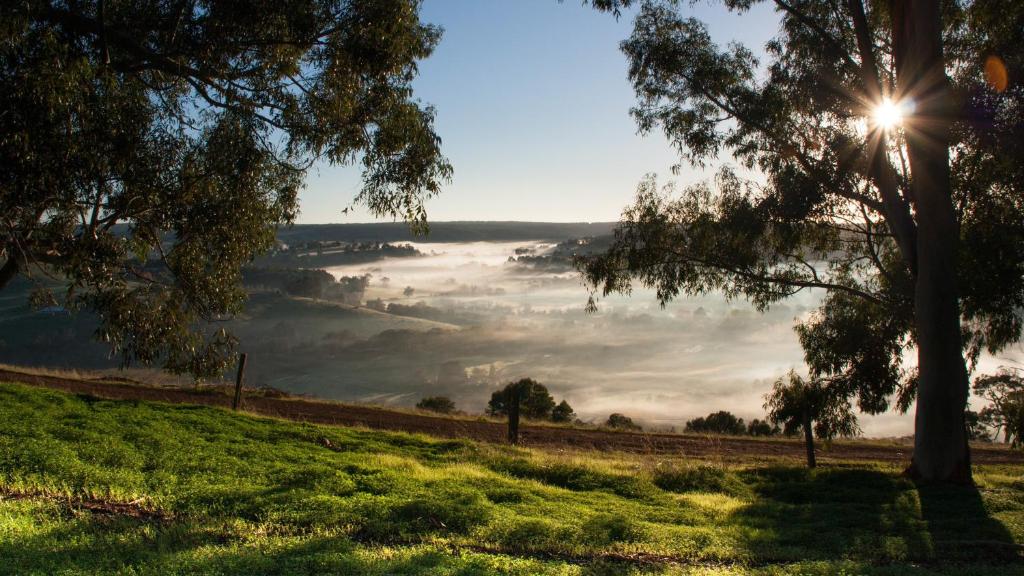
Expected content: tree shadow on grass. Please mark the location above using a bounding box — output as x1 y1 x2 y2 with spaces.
0 509 209 575
917 481 1023 563
732 466 1020 566
0 513 555 576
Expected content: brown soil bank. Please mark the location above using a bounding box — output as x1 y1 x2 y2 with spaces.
2 367 1020 465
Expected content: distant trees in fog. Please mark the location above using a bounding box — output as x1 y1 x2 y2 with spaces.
605 413 641 431
242 268 369 305
685 411 747 436
255 242 422 268
416 396 457 414
684 411 781 437
688 409 745 432
551 400 576 423
745 419 780 437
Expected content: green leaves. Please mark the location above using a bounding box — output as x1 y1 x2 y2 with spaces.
488 378 558 421
0 0 450 377
764 370 860 441
583 0 1024 430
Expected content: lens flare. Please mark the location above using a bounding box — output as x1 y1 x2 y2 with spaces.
984 55 1009 93
871 98 912 131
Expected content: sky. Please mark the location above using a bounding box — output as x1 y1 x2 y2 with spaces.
298 0 780 224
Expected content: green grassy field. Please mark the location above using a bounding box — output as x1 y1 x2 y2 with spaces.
1 382 1022 575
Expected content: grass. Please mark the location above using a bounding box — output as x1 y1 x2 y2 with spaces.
0 382 1022 575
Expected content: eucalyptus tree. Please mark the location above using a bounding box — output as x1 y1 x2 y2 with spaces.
765 371 859 468
583 0 1023 481
973 370 1024 446
0 1 451 377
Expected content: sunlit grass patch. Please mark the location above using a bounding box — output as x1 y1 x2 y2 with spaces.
1 381 1022 575
485 454 663 501
653 463 753 499
677 492 748 515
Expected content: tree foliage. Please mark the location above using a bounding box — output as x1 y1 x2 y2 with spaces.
0 0 451 377
765 371 859 438
605 413 641 430
582 0 1023 480
973 370 1024 446
551 399 576 423
964 409 987 442
416 396 456 415
746 418 779 437
685 410 746 435
582 0 1023 402
487 378 557 420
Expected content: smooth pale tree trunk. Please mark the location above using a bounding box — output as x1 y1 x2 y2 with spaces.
893 0 971 483
802 410 816 469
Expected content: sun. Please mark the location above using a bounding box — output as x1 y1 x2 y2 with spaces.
871 97 911 131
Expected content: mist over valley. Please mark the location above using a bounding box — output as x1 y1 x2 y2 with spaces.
3 222 1018 438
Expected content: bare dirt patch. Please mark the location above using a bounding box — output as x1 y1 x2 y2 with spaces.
2 367 1020 465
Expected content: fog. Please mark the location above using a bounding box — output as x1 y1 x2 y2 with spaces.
7 237 1015 438
314 240 1024 438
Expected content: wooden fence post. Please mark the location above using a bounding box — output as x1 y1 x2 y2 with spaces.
232 353 248 411
507 387 520 445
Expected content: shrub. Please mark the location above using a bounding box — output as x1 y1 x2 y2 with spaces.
685 411 746 435
416 396 456 414
605 413 641 431
746 418 780 437
551 400 575 423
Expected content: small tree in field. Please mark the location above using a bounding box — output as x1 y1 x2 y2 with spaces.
551 400 576 423
973 370 1024 446
606 413 641 431
765 371 859 468
416 396 456 415
488 379 556 420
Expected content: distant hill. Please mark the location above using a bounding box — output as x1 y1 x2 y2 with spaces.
276 221 617 244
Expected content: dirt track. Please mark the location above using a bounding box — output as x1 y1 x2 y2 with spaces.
2 368 1021 465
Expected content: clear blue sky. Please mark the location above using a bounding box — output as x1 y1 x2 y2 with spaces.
298 0 779 224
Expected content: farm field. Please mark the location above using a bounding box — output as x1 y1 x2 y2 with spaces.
1 366 1021 466
1 380 1023 575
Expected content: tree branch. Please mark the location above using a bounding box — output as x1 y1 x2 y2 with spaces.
666 250 886 305
773 0 860 76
